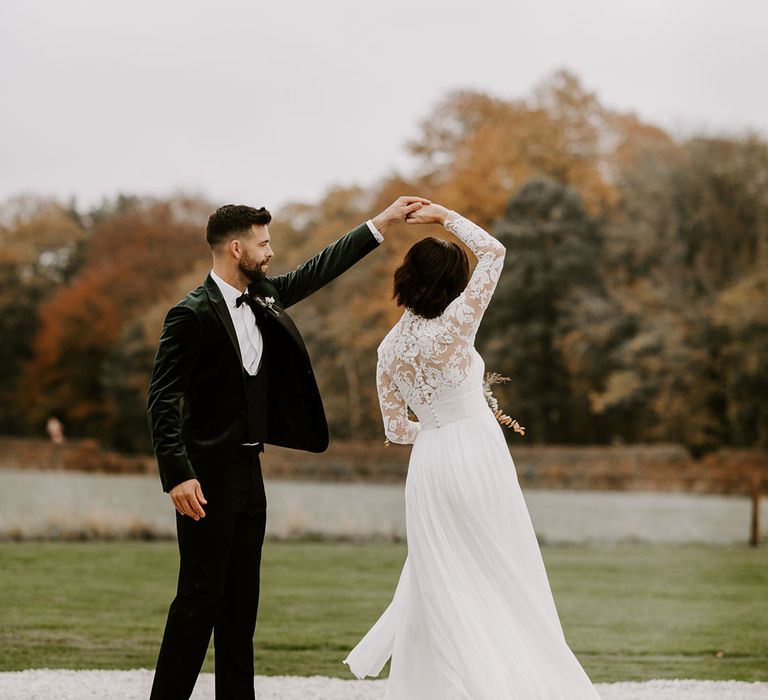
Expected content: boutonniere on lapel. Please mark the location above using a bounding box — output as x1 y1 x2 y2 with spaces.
255 295 280 316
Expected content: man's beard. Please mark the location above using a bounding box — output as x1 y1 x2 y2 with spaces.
239 254 267 283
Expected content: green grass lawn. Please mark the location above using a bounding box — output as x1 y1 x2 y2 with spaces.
0 541 766 681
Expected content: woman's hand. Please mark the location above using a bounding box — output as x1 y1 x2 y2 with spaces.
371 196 432 235
405 203 451 226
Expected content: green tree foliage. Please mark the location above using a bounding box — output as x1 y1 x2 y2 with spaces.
570 134 768 453
477 178 609 443
711 270 768 447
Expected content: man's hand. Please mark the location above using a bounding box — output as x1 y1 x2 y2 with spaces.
405 203 451 226
170 478 207 521
371 196 432 235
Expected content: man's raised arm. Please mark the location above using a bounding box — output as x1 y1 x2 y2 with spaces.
268 196 430 308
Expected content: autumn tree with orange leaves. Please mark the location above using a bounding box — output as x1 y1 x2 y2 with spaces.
1 69 765 454
16 196 210 442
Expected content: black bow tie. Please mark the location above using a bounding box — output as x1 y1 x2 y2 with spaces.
235 292 272 322
236 291 281 320
235 292 254 309
235 291 266 314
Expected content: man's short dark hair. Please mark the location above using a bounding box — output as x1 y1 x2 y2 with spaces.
206 205 272 248
393 237 470 319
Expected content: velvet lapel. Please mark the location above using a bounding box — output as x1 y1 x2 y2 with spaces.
204 274 243 367
248 280 309 359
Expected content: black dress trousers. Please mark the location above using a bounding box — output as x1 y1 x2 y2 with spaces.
149 444 267 700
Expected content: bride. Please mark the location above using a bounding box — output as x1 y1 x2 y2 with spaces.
343 204 601 699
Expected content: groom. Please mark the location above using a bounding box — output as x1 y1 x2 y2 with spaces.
146 196 428 700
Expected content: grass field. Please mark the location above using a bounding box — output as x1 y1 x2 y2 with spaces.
0 541 766 682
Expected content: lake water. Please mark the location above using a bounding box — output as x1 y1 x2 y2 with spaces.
0 468 764 544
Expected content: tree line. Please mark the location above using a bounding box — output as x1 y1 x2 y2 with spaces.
1 70 765 456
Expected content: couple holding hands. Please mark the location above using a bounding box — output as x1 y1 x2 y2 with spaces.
147 196 599 699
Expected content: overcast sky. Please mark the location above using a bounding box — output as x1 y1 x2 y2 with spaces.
2 0 766 212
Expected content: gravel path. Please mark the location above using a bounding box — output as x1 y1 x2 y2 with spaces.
0 670 766 699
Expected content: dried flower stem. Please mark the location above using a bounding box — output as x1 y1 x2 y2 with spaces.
483 371 525 437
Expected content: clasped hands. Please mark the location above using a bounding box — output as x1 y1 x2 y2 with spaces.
371 196 451 233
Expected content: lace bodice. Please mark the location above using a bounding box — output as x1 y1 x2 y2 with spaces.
377 212 506 444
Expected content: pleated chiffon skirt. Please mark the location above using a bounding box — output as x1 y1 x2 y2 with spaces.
344 410 602 699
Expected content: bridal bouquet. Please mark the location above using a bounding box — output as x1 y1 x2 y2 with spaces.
483 372 525 436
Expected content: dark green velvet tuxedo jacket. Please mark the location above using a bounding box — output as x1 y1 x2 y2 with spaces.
147 223 379 493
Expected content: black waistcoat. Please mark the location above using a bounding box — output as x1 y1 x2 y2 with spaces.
243 306 269 443
244 364 268 442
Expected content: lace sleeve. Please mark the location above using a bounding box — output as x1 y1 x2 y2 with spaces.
376 361 421 444
443 211 506 342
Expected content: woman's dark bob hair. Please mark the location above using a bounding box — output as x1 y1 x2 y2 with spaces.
393 237 470 319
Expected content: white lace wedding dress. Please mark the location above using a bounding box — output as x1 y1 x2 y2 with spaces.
343 212 601 699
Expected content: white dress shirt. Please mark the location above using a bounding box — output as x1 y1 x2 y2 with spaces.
366 219 384 243
210 270 265 377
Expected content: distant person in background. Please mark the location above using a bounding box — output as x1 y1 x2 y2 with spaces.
45 415 65 445
344 203 601 698
146 196 430 700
